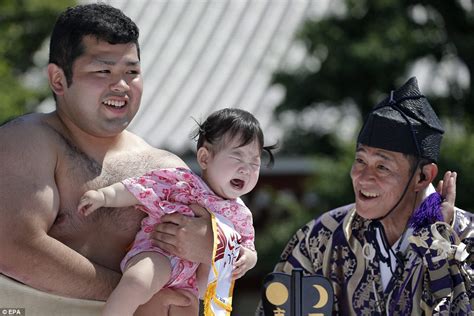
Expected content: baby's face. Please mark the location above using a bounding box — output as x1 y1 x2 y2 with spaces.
204 138 261 200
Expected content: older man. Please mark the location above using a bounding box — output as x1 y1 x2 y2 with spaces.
258 77 473 315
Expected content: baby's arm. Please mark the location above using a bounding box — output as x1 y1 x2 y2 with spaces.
77 182 139 216
232 246 257 279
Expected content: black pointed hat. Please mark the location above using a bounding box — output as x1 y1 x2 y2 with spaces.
357 77 444 162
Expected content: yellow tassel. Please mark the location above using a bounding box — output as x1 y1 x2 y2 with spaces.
203 281 217 316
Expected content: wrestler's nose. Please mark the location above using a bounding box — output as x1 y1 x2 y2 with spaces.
111 78 130 92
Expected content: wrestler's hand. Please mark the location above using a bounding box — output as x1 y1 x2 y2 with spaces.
77 190 106 216
232 246 257 279
151 204 213 264
436 171 457 225
134 288 192 316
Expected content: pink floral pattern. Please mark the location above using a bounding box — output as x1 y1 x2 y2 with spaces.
120 167 255 293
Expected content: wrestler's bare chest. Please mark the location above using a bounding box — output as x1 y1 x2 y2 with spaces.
48 138 164 270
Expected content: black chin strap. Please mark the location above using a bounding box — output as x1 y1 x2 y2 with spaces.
365 191 419 280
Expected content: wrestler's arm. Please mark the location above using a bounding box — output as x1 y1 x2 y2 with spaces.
0 123 119 300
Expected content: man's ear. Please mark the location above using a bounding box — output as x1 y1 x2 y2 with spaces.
47 63 67 96
415 163 438 191
197 147 210 170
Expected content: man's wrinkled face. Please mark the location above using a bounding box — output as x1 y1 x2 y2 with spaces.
350 144 414 220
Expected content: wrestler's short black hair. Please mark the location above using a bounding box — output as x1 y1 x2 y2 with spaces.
49 3 140 86
193 108 276 167
357 77 445 162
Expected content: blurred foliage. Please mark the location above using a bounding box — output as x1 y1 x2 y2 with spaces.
272 0 474 204
253 186 318 274
275 0 474 155
0 0 75 124
438 130 474 212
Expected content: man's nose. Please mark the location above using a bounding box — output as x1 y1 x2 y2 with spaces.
110 78 130 92
358 167 376 183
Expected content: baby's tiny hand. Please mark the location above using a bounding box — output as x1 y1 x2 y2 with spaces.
77 190 106 216
232 247 257 280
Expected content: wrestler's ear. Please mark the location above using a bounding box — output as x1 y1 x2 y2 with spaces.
47 63 67 96
197 147 210 170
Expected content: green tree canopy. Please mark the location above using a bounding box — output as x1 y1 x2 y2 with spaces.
0 0 75 124
274 0 474 155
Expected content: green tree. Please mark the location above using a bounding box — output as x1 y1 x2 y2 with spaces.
0 0 74 124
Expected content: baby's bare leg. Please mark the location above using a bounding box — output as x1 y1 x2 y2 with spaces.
103 251 171 316
168 290 199 316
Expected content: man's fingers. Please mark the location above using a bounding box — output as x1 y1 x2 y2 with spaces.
442 171 452 197
446 172 457 204
160 212 186 226
150 231 177 250
436 180 444 195
189 204 210 218
155 221 181 235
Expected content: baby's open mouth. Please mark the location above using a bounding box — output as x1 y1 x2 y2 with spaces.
230 179 244 190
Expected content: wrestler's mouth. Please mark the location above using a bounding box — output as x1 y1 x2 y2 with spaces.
103 99 126 109
230 178 245 190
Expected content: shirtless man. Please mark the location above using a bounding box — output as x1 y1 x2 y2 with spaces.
0 3 212 314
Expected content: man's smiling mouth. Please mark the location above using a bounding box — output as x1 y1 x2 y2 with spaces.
360 190 380 198
103 99 126 109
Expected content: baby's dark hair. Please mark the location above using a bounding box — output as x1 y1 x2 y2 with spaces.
193 108 276 166
49 3 140 86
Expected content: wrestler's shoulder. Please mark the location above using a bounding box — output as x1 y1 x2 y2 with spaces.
0 113 59 146
123 132 188 169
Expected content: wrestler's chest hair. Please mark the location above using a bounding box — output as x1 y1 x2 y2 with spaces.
55 133 157 228
61 135 155 187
